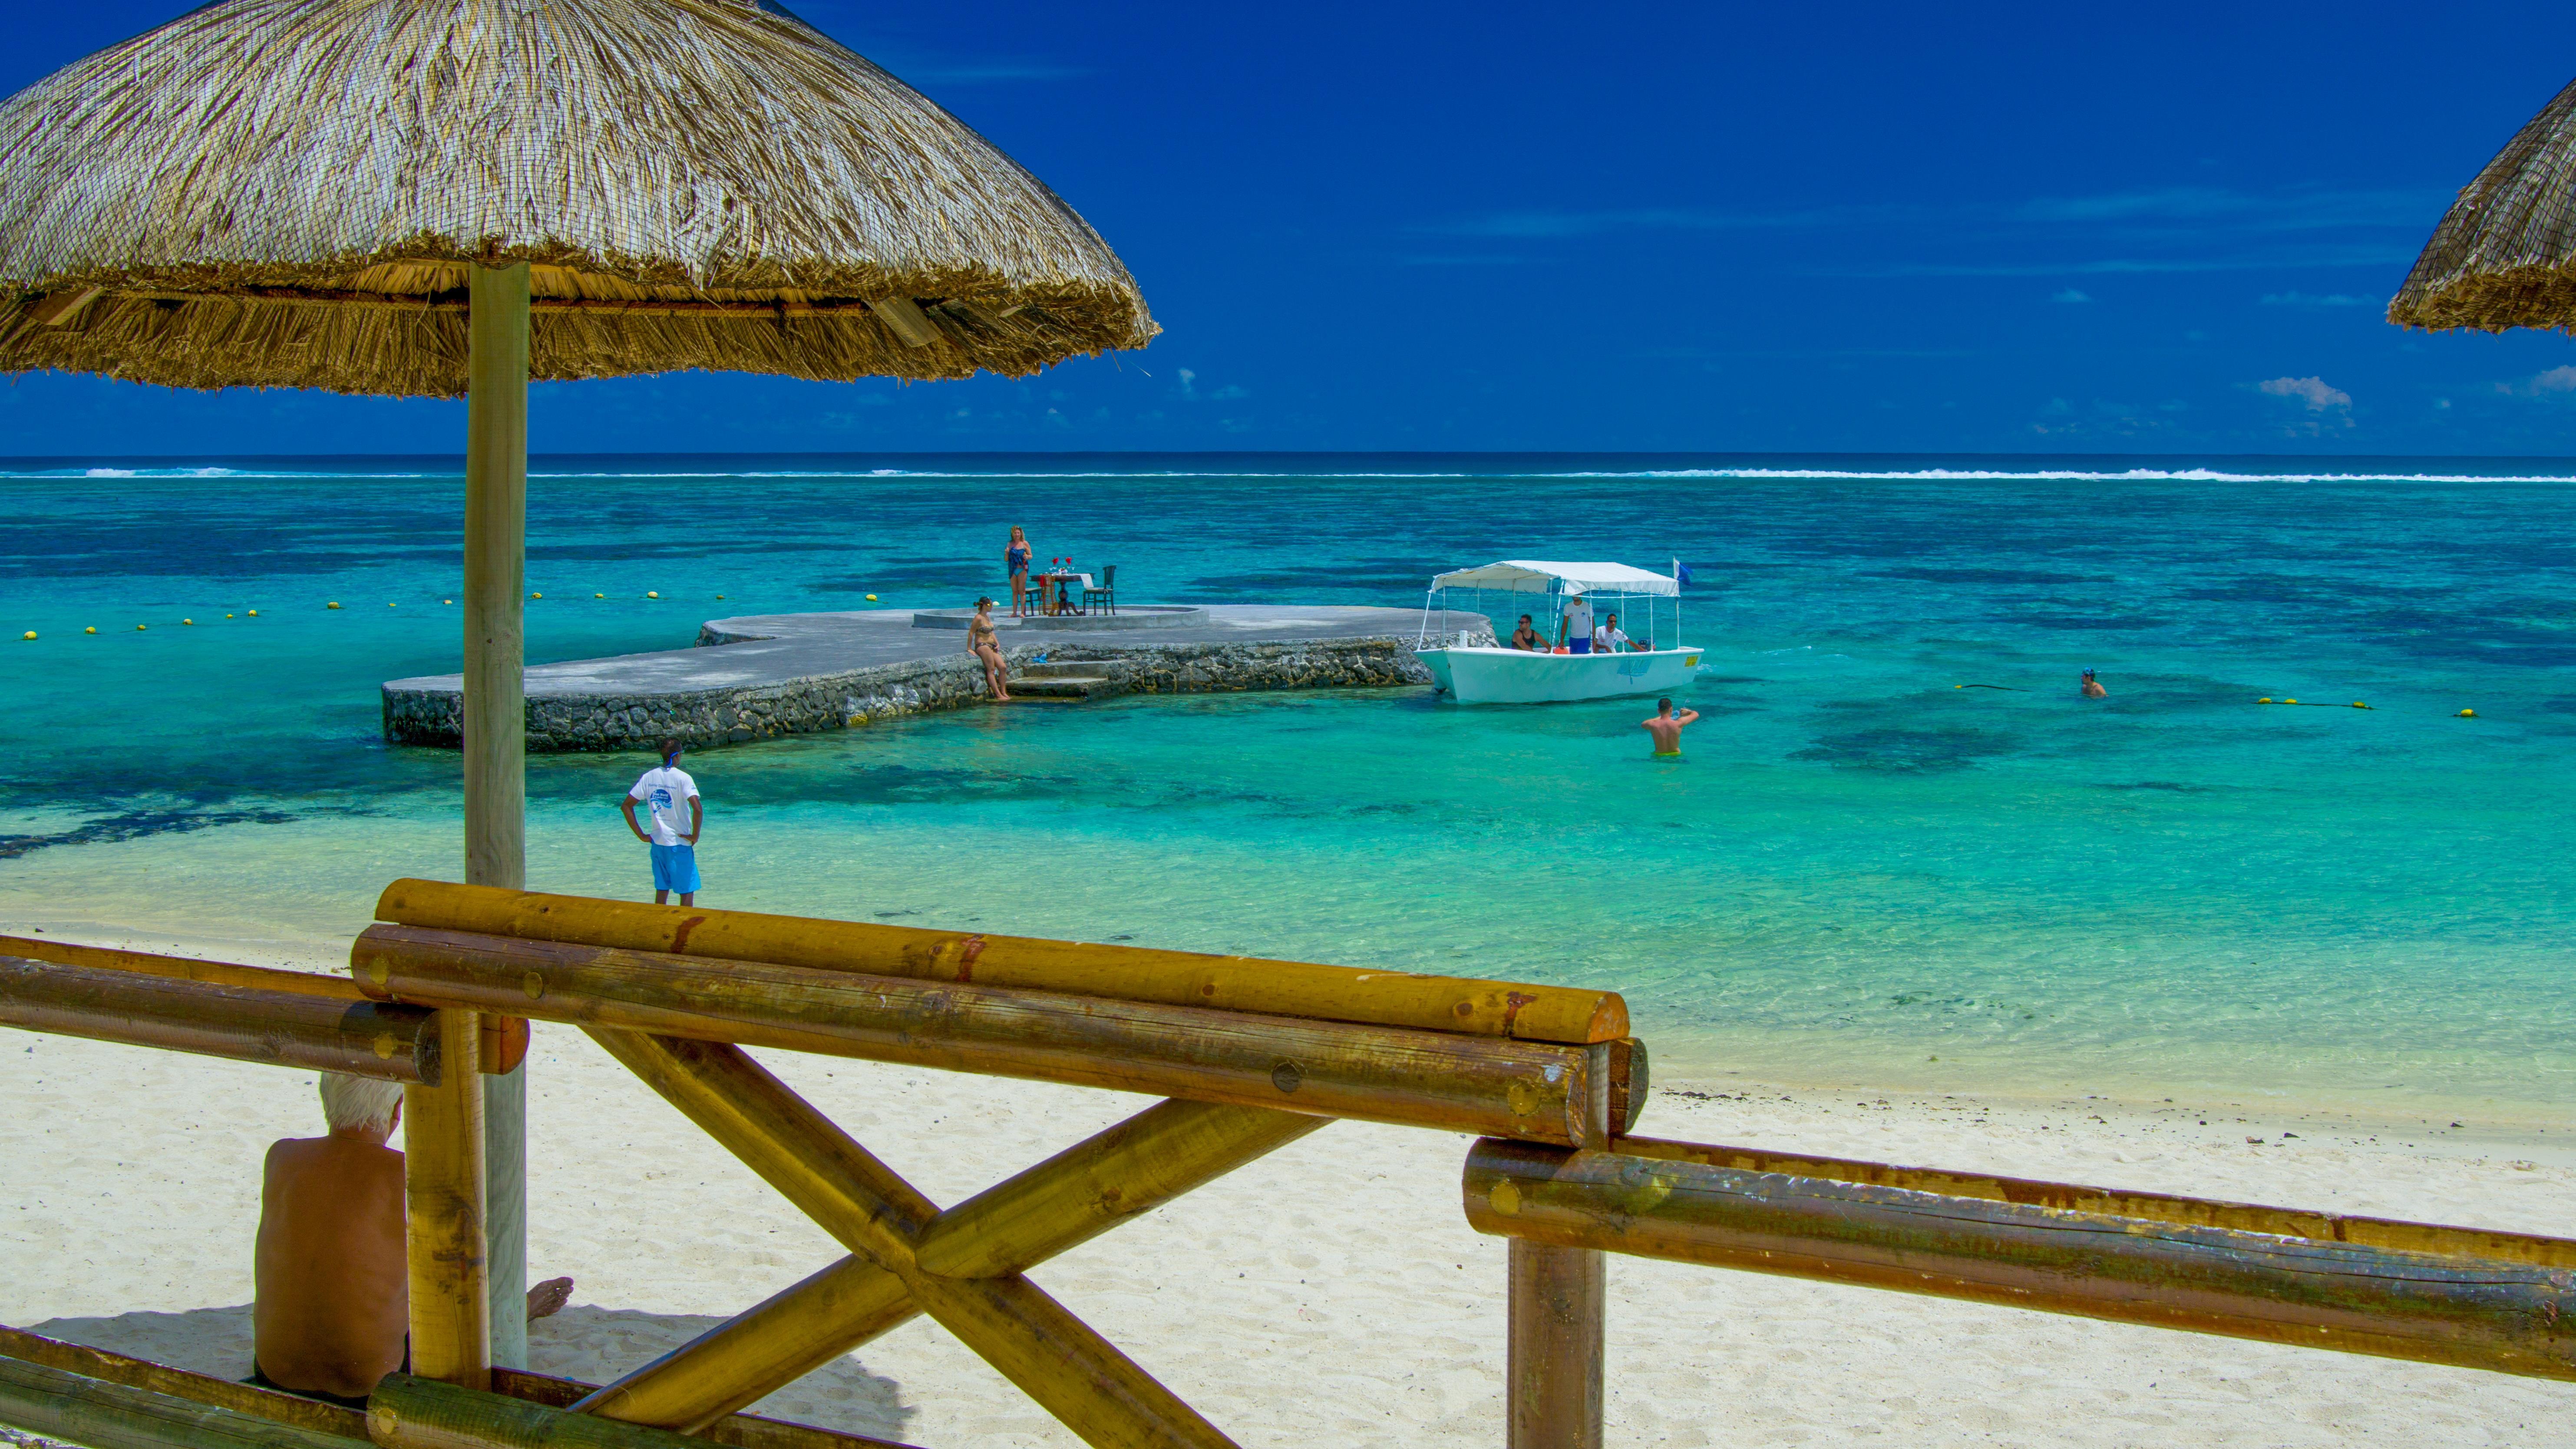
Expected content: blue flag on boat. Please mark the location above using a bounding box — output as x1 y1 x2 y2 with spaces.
1674 559 1693 587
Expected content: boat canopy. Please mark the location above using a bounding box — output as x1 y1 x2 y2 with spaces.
1427 559 1679 597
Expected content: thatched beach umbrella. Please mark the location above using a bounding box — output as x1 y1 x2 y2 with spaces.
0 0 1153 1370
2390 76 2576 331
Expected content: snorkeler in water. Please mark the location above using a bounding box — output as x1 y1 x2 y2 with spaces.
2081 668 2107 699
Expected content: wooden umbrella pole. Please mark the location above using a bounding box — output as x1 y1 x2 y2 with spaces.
464 259 530 1371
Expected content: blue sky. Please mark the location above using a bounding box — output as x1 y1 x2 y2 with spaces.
9 0 2576 455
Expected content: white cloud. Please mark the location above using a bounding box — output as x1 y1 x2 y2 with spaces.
2258 376 2351 411
2490 366 2576 398
2260 292 2378 307
2052 288 2092 303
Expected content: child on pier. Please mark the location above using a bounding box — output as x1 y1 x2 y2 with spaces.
622 739 703 905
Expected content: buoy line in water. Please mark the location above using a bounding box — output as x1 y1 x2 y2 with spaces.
1938 680 2484 717
15 589 769 640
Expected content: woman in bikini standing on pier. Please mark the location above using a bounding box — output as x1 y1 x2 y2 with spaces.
969 597 1011 701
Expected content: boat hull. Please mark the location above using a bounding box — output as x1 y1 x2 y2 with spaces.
1414 645 1702 704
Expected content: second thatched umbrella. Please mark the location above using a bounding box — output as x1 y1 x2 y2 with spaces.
2390 75 2576 332
0 0 1153 1375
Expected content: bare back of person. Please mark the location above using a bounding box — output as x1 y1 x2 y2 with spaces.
254 1134 408 1398
1641 703 1699 756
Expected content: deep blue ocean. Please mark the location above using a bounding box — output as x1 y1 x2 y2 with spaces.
3 453 2570 1121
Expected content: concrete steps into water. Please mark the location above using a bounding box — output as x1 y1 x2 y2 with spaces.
1008 660 1118 699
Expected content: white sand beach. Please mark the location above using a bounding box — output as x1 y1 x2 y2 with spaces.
6 934 2576 1448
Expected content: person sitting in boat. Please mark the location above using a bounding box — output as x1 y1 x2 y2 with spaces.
1597 612 1635 652
1562 594 1594 654
1509 614 1548 650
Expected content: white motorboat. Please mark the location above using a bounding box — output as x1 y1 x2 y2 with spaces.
1413 559 1702 704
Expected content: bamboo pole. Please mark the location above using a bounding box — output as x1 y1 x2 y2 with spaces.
367 1374 918 1449
0 941 526 1072
1502 1043 1608 1449
1506 1241 1603 1449
572 1100 1322 1431
492 1368 917 1449
915 1099 1325 1278
1462 1138 2576 1381
405 1007 490 1391
0 958 438 1084
0 1357 365 1449
1604 1038 1647 1135
0 936 366 997
371 880 1627 1044
586 1030 1238 1449
351 927 1595 1145
568 1258 914 1434
1606 1135 2576 1269
465 258 532 1373
0 1326 364 1441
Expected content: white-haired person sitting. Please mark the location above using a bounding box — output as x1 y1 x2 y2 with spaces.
251 1073 573 1406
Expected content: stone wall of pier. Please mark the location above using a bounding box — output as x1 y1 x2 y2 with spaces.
380 626 1488 753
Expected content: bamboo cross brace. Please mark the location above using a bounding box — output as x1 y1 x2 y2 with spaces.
584 1028 1271 1449
572 1095 1324 1432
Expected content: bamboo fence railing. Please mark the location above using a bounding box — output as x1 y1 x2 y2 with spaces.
2 881 2572 1449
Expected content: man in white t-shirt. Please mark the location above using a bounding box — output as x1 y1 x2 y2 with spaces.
621 739 703 906
1596 611 1634 653
1562 594 1593 654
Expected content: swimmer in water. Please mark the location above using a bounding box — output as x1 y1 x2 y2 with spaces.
2081 667 2107 699
1642 697 1698 758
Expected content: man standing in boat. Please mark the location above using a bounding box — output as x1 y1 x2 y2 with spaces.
1562 592 1593 654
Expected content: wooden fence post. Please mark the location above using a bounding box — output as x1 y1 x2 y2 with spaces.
406 1007 491 1389
1506 1044 1608 1449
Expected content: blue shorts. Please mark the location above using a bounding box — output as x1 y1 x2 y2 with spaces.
1568 637 1592 654
650 843 701 894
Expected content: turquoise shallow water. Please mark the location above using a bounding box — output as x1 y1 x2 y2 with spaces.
3 453 2572 1121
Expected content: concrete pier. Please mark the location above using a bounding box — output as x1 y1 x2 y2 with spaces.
383 605 1495 752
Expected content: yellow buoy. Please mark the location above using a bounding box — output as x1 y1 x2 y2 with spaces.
2257 697 2272 704
136 624 147 631
2351 701 2368 710
2284 698 2297 704
248 609 258 617
716 594 725 600
530 592 543 600
387 602 397 608
647 591 659 599
226 613 234 618
20 631 34 640
2458 708 2477 718
183 618 195 625
327 601 341 609
442 600 452 605
84 626 96 634
865 594 878 602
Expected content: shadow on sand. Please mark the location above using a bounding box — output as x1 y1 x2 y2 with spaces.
29 1304 914 1445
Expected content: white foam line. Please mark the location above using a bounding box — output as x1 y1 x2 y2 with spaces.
8 465 2576 485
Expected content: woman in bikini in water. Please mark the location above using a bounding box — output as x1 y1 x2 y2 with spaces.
968 597 1011 700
